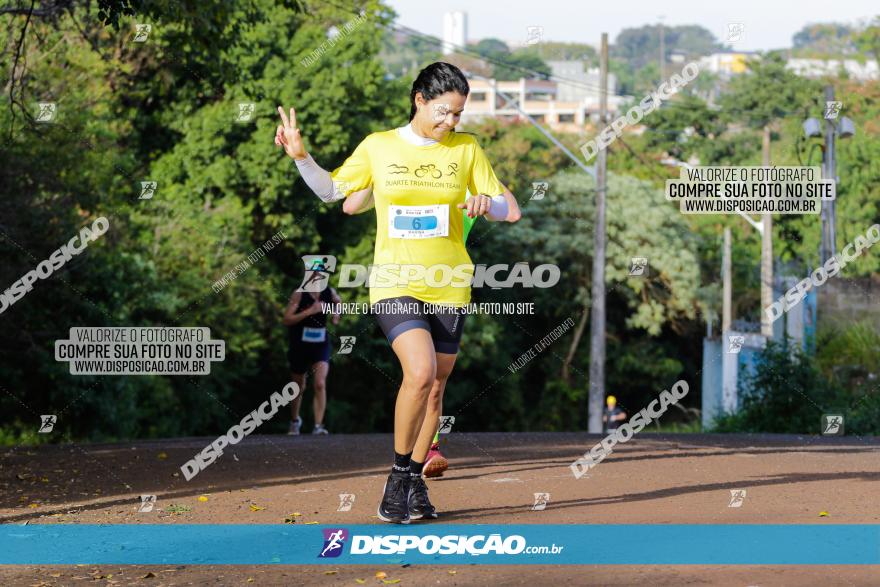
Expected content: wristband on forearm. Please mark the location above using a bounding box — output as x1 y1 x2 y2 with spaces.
485 194 509 221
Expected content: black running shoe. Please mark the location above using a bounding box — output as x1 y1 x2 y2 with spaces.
408 476 438 520
377 471 411 524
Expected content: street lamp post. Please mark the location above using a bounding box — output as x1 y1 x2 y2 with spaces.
803 87 856 265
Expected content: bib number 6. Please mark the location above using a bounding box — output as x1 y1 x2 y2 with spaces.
412 218 422 230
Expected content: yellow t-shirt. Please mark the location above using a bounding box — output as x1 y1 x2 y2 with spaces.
331 129 502 306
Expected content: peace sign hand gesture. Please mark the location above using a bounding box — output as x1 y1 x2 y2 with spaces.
275 106 308 161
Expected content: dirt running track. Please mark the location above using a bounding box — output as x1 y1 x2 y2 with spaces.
1 432 879 586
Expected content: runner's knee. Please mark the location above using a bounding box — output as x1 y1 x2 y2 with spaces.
435 361 455 381
426 384 444 412
313 378 326 394
404 364 436 394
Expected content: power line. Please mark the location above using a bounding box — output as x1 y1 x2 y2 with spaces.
386 22 809 118
316 0 703 108
614 136 670 184
315 0 816 120
307 2 814 275
390 23 616 96
308 0 615 92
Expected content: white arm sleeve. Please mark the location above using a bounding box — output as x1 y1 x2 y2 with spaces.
294 154 346 202
486 194 509 222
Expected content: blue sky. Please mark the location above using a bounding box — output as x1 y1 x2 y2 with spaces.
385 0 877 53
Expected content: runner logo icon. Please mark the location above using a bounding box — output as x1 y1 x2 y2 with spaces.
38 414 57 433
337 336 356 355
727 335 745 354
530 181 549 200
728 489 747 508
298 255 337 292
36 102 57 122
821 414 844 436
727 23 744 42
138 495 157 513
318 528 349 558
140 181 157 200
337 494 355 512
629 257 648 276
823 101 842 120
133 24 152 43
532 493 550 511
438 415 455 434
237 103 255 122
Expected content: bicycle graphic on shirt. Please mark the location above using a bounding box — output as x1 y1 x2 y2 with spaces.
414 164 442 180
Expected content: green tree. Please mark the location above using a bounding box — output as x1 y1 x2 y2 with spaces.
473 38 510 59
640 94 726 160
0 0 404 441
514 41 598 67
491 52 551 80
853 17 880 63
613 24 722 71
792 22 855 56
712 341 835 433
471 37 550 80
719 53 819 128
379 32 442 78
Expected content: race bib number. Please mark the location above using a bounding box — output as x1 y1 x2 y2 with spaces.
388 204 449 239
302 327 326 343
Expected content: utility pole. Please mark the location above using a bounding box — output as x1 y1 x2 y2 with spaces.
723 227 732 333
588 33 608 434
658 18 665 82
761 125 773 338
821 85 837 263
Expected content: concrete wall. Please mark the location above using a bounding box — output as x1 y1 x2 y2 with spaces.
817 276 880 329
701 338 722 429
702 331 767 430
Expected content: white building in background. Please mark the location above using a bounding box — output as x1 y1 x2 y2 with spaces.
786 58 879 81
695 53 879 82
698 52 755 77
548 60 617 104
442 11 467 55
461 75 625 132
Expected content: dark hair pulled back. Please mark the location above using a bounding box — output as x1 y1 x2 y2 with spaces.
409 62 470 121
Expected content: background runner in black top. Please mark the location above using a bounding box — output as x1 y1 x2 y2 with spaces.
283 287 340 435
286 287 334 347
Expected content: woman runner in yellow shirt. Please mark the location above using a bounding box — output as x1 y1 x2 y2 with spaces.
342 182 521 479
276 62 512 524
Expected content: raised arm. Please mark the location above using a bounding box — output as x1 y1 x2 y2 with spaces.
275 106 308 161
275 105 346 203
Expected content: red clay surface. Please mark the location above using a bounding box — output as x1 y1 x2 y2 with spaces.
2 432 879 585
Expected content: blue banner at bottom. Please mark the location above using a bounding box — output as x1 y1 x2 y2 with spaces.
2 524 878 565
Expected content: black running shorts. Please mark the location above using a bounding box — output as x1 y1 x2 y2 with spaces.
372 296 467 354
287 339 331 375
